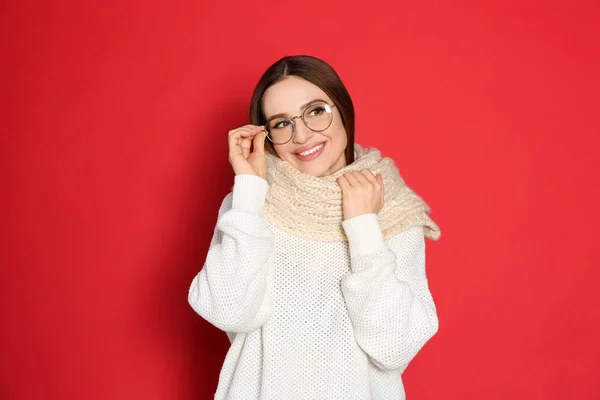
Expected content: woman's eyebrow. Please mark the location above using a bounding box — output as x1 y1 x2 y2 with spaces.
265 98 328 121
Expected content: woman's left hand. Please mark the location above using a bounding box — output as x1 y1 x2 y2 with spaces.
336 169 385 221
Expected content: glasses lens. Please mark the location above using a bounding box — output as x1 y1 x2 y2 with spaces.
266 119 293 144
303 102 333 132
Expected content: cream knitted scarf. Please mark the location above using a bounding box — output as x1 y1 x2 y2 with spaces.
263 143 441 242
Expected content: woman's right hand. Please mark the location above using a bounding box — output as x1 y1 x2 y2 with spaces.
228 124 268 179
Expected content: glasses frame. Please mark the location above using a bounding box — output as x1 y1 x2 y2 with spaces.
264 102 337 145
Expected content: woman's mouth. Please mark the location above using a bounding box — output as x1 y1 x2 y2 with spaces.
294 142 326 161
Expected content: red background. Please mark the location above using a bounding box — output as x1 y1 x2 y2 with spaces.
2 1 599 399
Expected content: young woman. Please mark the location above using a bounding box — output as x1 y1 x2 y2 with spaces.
188 55 441 400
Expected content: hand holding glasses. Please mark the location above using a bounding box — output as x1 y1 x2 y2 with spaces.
228 124 268 178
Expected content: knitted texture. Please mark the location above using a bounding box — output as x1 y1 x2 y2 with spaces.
264 143 441 242
188 174 440 400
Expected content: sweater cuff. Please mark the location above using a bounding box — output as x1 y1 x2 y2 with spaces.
342 213 387 257
232 174 269 215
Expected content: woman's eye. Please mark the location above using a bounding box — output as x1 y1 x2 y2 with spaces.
308 106 326 116
274 120 290 129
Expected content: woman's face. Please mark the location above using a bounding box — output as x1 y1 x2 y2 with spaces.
262 76 348 177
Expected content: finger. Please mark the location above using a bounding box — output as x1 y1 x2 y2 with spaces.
352 170 370 186
336 175 350 190
252 129 266 154
377 174 385 203
241 136 251 158
360 169 378 186
228 132 243 157
343 172 360 187
244 126 266 144
229 126 249 136
238 128 260 138
229 124 258 134
228 125 262 138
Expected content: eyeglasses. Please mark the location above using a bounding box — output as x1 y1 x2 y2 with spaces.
264 101 336 145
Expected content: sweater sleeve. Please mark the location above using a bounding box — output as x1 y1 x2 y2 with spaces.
340 213 439 372
187 174 275 333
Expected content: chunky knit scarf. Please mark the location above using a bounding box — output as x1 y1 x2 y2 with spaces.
263 143 441 242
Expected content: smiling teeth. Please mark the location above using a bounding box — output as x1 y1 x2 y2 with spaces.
298 143 324 156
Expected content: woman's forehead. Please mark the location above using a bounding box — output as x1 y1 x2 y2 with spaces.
263 76 331 116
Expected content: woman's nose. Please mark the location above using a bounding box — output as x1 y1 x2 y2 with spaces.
292 119 314 144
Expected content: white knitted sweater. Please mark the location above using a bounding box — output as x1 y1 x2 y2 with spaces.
188 174 439 399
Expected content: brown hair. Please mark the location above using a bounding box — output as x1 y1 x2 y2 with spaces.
249 55 355 165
